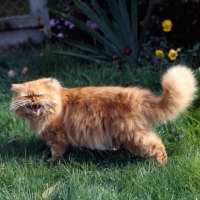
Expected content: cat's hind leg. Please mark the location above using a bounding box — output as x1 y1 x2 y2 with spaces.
47 141 70 162
122 130 167 164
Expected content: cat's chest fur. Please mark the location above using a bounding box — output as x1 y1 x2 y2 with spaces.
40 89 124 150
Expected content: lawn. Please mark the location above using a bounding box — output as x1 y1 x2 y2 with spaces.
0 46 200 199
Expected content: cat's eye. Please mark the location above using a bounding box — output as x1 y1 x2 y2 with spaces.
23 94 43 98
37 94 44 97
23 95 31 98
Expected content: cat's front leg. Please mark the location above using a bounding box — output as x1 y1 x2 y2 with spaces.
47 141 70 162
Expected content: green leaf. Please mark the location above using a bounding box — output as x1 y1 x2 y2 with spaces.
46 0 144 68
118 0 137 66
111 21 125 45
40 28 112 60
47 7 122 58
107 0 127 46
118 0 132 45
192 42 200 52
60 38 112 57
41 51 110 64
131 0 138 62
74 0 123 57
137 0 155 59
90 0 124 49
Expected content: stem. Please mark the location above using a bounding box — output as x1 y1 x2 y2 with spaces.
131 0 137 68
137 0 155 61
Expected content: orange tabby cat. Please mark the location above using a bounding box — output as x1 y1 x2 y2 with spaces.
10 65 197 164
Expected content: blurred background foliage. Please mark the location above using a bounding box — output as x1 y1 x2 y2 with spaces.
48 0 199 48
46 0 200 68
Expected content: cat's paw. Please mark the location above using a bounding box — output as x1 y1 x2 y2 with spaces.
155 151 168 164
47 157 55 162
47 156 60 162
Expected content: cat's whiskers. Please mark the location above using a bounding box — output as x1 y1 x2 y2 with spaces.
11 98 56 117
42 100 56 113
10 100 29 111
43 100 55 107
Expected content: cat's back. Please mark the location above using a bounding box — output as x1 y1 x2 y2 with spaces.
63 86 133 101
62 86 151 101
63 86 145 97
61 85 151 110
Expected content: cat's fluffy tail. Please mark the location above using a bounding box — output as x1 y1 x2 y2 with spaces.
149 65 197 121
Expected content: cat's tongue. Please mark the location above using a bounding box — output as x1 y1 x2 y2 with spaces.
31 104 40 115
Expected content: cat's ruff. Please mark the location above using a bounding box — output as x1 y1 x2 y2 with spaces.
10 65 197 164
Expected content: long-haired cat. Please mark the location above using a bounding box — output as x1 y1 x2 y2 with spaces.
10 65 197 164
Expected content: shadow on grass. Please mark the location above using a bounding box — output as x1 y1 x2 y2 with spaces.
64 147 145 167
0 136 48 161
0 136 145 167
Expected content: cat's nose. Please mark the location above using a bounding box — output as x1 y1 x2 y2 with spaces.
31 98 36 102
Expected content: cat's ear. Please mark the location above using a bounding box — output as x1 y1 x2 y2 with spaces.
11 84 23 91
43 78 61 88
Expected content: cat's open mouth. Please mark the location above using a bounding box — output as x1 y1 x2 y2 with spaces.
28 104 41 115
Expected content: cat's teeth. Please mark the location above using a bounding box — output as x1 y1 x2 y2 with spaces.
28 104 41 115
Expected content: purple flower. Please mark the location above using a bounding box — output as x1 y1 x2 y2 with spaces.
50 18 56 27
65 7 69 13
57 33 64 38
86 20 98 30
91 23 98 30
69 23 75 29
64 20 75 29
50 18 60 27
64 20 70 26
86 20 92 26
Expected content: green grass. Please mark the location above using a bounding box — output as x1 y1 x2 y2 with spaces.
0 46 200 199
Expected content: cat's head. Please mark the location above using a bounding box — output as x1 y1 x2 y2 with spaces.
10 78 62 119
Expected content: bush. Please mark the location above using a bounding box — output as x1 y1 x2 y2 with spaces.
46 0 200 68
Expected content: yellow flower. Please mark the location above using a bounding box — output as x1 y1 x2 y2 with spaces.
168 49 178 60
162 20 173 32
155 50 164 58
